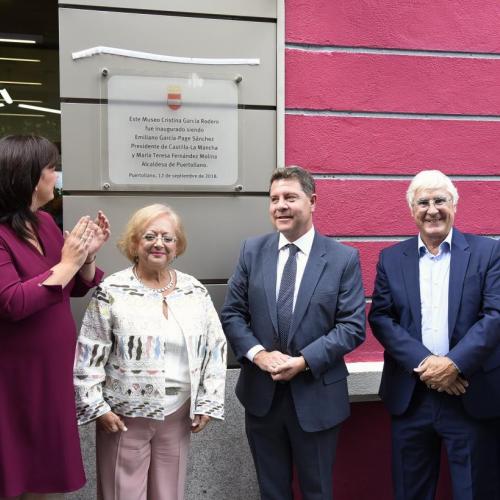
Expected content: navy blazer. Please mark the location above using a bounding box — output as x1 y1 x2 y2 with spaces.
221 231 366 432
369 228 500 419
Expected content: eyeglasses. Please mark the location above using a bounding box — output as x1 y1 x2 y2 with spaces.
414 197 451 210
142 233 177 244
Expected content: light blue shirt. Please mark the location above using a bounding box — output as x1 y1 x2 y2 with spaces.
418 229 452 356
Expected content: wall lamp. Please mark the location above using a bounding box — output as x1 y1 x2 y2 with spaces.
0 88 13 104
0 33 42 44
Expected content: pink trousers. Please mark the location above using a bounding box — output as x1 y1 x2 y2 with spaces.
96 402 191 500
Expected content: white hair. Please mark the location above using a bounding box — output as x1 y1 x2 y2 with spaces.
406 170 459 208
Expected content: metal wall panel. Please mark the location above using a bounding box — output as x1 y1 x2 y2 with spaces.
63 195 271 280
61 103 276 192
66 192 266 367
60 0 278 372
59 0 277 18
59 8 276 105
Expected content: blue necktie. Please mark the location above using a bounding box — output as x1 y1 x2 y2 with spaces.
277 244 299 352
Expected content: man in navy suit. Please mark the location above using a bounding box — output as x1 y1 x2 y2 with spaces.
369 170 500 500
221 166 365 499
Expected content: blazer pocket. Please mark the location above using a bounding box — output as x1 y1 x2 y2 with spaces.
483 346 500 372
323 364 349 385
310 291 338 304
463 273 483 290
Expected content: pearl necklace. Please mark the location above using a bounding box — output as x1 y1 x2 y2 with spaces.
133 267 175 293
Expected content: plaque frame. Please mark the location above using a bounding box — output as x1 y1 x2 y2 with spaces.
99 69 242 192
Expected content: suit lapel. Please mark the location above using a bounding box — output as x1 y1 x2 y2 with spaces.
402 237 422 339
263 233 279 334
287 233 326 346
448 229 470 337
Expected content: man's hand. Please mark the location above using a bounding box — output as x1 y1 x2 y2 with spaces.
442 377 469 396
271 356 307 382
414 355 467 393
253 350 290 373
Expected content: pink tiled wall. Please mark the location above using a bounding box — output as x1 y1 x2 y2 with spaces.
284 0 500 367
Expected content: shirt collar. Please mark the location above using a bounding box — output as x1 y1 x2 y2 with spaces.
278 226 315 256
418 228 453 257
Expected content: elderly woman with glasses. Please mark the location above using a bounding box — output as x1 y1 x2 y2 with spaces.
74 203 226 500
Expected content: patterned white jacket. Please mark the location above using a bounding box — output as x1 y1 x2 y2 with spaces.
74 267 226 424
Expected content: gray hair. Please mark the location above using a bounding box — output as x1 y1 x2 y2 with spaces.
406 170 459 208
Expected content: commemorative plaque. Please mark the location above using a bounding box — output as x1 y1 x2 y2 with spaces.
106 74 238 188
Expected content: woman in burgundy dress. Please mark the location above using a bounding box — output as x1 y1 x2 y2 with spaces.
0 135 110 499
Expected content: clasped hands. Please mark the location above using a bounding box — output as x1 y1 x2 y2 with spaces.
414 355 468 396
254 350 307 382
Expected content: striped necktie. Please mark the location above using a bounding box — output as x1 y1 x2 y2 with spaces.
277 244 299 352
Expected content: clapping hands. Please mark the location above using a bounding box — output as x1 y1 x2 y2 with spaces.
61 215 95 268
86 211 111 260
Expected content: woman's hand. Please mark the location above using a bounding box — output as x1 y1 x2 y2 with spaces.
61 216 95 269
191 414 211 433
96 411 128 433
86 211 111 260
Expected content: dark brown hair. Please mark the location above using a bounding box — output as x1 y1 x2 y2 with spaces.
0 135 59 241
269 166 316 197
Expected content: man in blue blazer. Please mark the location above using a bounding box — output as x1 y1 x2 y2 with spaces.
369 170 500 500
221 166 365 499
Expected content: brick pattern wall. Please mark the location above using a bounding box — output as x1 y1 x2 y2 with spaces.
284 0 500 364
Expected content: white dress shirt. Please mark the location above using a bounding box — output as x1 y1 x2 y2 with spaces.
163 313 191 414
418 229 452 356
246 227 315 361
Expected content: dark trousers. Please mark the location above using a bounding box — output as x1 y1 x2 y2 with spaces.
245 383 339 500
391 384 499 500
